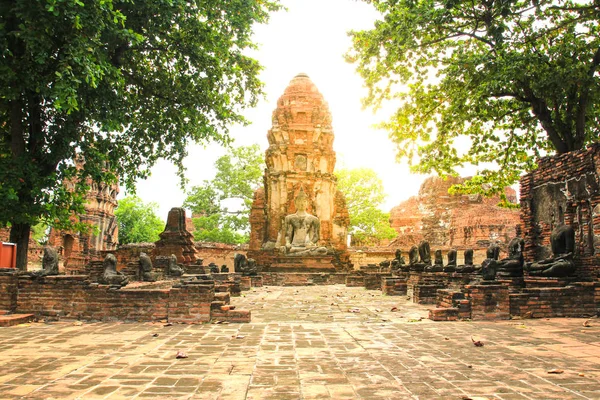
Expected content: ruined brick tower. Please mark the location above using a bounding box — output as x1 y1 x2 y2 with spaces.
248 73 350 270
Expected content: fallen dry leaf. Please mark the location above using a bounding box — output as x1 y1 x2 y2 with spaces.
583 319 592 327
374 309 382 312
175 351 188 359
579 373 585 377
390 307 398 312
233 335 245 339
348 308 360 313
547 369 564 374
73 321 83 326
152 333 159 337
471 336 484 347
164 322 173 327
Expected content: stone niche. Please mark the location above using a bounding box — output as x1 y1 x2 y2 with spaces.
389 176 521 254
520 144 600 279
248 73 350 270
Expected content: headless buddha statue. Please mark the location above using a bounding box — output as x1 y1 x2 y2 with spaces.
526 224 576 277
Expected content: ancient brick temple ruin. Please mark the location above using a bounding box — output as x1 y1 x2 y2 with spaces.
247 73 350 274
45 182 118 274
389 176 521 262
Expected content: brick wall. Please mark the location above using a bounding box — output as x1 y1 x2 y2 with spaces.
11 275 249 323
520 144 600 279
0 273 18 312
509 283 598 318
381 277 408 296
466 284 510 320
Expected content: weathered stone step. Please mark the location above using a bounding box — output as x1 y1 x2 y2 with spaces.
0 310 10 316
429 307 459 321
0 314 35 327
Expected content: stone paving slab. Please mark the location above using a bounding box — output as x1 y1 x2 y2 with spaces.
0 285 599 399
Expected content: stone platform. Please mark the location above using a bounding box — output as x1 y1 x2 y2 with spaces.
260 255 340 273
0 285 599 399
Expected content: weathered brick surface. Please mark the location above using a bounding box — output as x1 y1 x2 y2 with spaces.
390 176 520 253
10 275 248 323
509 283 598 318
261 272 347 286
0 273 18 312
408 272 475 304
381 277 407 296
520 144 600 279
345 275 365 287
364 273 390 290
466 284 510 320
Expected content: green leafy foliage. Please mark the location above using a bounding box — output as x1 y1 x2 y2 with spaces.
347 0 600 195
184 144 264 244
0 0 281 267
114 196 164 244
335 168 397 246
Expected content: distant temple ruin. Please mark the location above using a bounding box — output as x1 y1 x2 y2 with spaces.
389 176 521 252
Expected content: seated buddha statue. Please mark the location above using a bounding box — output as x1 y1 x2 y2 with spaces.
495 237 525 278
280 189 328 256
525 224 576 277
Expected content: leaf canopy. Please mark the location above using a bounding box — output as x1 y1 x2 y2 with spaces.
0 0 280 266
347 0 600 194
335 168 397 246
114 196 164 244
183 144 264 244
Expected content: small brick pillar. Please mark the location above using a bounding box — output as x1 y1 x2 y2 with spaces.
466 284 510 320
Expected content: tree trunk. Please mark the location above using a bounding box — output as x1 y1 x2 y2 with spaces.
9 223 31 271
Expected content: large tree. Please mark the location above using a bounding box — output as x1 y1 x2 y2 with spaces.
335 168 397 246
0 0 280 269
347 0 600 198
183 144 264 244
114 196 164 244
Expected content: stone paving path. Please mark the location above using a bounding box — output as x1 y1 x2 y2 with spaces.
0 285 599 399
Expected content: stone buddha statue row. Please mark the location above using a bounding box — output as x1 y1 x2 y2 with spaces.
389 223 577 279
390 242 478 274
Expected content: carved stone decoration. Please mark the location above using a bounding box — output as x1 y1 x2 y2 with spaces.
154 207 197 264
525 224 576 277
443 249 457 272
220 265 229 273
99 253 128 287
247 73 350 268
32 246 60 277
139 252 156 282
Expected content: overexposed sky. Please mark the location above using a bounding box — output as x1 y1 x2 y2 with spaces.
129 0 432 219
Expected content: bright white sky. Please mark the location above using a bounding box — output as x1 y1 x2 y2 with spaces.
129 0 433 219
